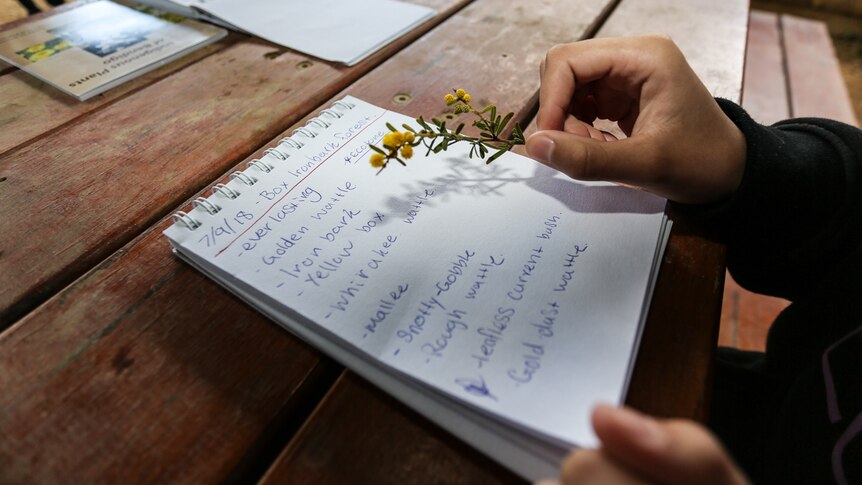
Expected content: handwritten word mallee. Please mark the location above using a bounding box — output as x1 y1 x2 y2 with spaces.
365 283 409 336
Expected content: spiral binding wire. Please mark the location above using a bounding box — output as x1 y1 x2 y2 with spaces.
172 211 201 230
264 147 289 160
230 171 258 186
193 197 221 214
171 99 356 231
278 137 304 150
292 127 318 139
248 158 274 173
213 183 241 199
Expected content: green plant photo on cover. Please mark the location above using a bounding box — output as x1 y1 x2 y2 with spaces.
369 88 525 172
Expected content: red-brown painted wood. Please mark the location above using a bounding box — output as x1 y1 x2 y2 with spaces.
741 10 791 125
261 374 524 484
0 226 340 482
718 275 788 351
0 0 467 327
783 14 859 126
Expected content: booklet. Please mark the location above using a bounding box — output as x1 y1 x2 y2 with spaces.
133 0 436 65
162 96 672 480
0 0 226 101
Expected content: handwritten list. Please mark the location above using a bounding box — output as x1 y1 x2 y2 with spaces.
164 97 669 465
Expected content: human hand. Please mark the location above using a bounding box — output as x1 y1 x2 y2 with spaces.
537 405 748 485
525 35 746 204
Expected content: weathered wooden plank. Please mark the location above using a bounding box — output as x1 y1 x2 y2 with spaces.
782 14 859 126
596 0 749 102
0 226 341 482
741 11 790 125
261 374 523 484
0 36 236 156
0 0 467 327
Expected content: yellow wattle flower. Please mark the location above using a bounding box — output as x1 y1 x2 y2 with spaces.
455 88 466 98
370 153 385 167
403 131 415 143
462 93 472 103
383 132 404 148
444 93 457 105
400 145 413 159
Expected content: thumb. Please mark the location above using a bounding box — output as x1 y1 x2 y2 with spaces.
526 130 656 185
591 405 748 485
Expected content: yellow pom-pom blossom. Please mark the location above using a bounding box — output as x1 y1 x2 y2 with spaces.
382 132 404 148
403 131 415 143
444 93 457 105
455 88 466 98
461 93 471 103
400 145 413 159
369 153 385 167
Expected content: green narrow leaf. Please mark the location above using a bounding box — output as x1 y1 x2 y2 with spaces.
433 144 446 153
455 123 465 134
386 122 398 133
486 148 508 164
513 123 524 140
416 116 431 131
369 144 387 155
489 106 497 123
497 112 514 135
402 123 417 133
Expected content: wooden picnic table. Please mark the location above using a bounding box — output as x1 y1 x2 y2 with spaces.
0 0 748 482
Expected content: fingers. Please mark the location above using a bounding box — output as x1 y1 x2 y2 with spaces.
559 449 650 484
525 130 653 184
591 405 749 485
537 37 656 131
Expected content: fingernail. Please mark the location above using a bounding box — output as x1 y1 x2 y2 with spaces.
527 133 555 166
608 406 667 451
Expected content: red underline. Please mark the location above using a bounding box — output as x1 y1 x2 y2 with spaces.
214 109 388 257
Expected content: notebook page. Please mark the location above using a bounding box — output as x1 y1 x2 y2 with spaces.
164 97 667 447
192 0 435 64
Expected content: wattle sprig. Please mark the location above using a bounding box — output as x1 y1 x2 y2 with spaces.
369 88 525 172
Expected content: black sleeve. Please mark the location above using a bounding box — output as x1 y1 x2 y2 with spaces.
701 99 862 301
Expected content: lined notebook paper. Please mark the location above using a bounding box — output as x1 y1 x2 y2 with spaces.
163 96 671 480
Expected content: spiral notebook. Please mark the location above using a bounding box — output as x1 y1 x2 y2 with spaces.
163 96 672 480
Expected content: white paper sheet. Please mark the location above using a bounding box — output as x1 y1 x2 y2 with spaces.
189 0 435 64
164 97 669 460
